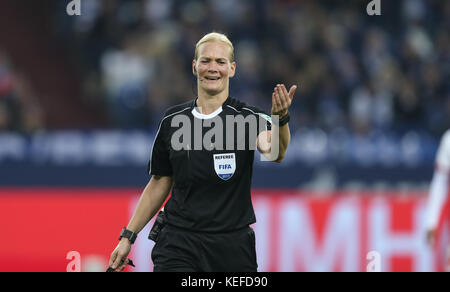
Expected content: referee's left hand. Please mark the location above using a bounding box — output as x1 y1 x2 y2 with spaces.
109 239 131 272
271 84 297 117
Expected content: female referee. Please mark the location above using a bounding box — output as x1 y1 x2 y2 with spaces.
108 32 297 272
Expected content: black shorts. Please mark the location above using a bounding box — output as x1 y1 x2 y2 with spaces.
151 224 258 272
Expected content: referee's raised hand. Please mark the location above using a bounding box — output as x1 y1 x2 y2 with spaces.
109 239 131 272
271 84 297 117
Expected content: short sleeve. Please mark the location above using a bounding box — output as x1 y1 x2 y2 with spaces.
148 119 173 176
435 130 450 172
257 112 273 135
242 105 273 135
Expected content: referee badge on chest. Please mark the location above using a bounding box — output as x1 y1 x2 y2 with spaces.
213 153 236 181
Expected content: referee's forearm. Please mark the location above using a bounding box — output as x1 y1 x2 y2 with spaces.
275 123 290 162
126 176 172 234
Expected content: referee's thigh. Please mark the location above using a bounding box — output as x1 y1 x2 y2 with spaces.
151 226 201 272
151 225 257 272
202 226 257 272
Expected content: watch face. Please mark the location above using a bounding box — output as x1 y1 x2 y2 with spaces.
120 228 136 243
129 232 137 243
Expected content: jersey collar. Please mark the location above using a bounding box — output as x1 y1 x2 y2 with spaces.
191 96 231 120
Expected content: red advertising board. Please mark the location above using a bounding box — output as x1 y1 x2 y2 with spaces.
0 188 139 272
0 189 448 272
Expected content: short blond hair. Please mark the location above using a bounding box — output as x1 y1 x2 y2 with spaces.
194 32 234 62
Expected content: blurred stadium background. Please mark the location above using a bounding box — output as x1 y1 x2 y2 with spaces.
0 0 448 272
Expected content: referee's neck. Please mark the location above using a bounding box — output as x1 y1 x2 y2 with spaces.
196 93 228 115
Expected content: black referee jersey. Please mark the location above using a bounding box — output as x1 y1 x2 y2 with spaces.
148 96 272 233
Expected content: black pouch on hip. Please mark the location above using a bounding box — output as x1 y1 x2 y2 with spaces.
148 210 165 242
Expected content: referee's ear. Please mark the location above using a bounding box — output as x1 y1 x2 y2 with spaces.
192 60 198 77
229 61 236 78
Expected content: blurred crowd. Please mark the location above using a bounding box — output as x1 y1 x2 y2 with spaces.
1 0 449 137
0 51 45 133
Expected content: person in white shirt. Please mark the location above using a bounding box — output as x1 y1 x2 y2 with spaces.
425 130 450 247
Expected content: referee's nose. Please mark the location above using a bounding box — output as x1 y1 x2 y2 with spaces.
207 62 220 73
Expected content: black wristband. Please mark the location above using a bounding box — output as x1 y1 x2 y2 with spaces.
278 112 290 127
119 227 137 244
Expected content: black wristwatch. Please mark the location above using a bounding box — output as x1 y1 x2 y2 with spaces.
278 112 290 127
119 227 137 244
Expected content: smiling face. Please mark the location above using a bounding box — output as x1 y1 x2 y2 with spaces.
193 41 236 97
